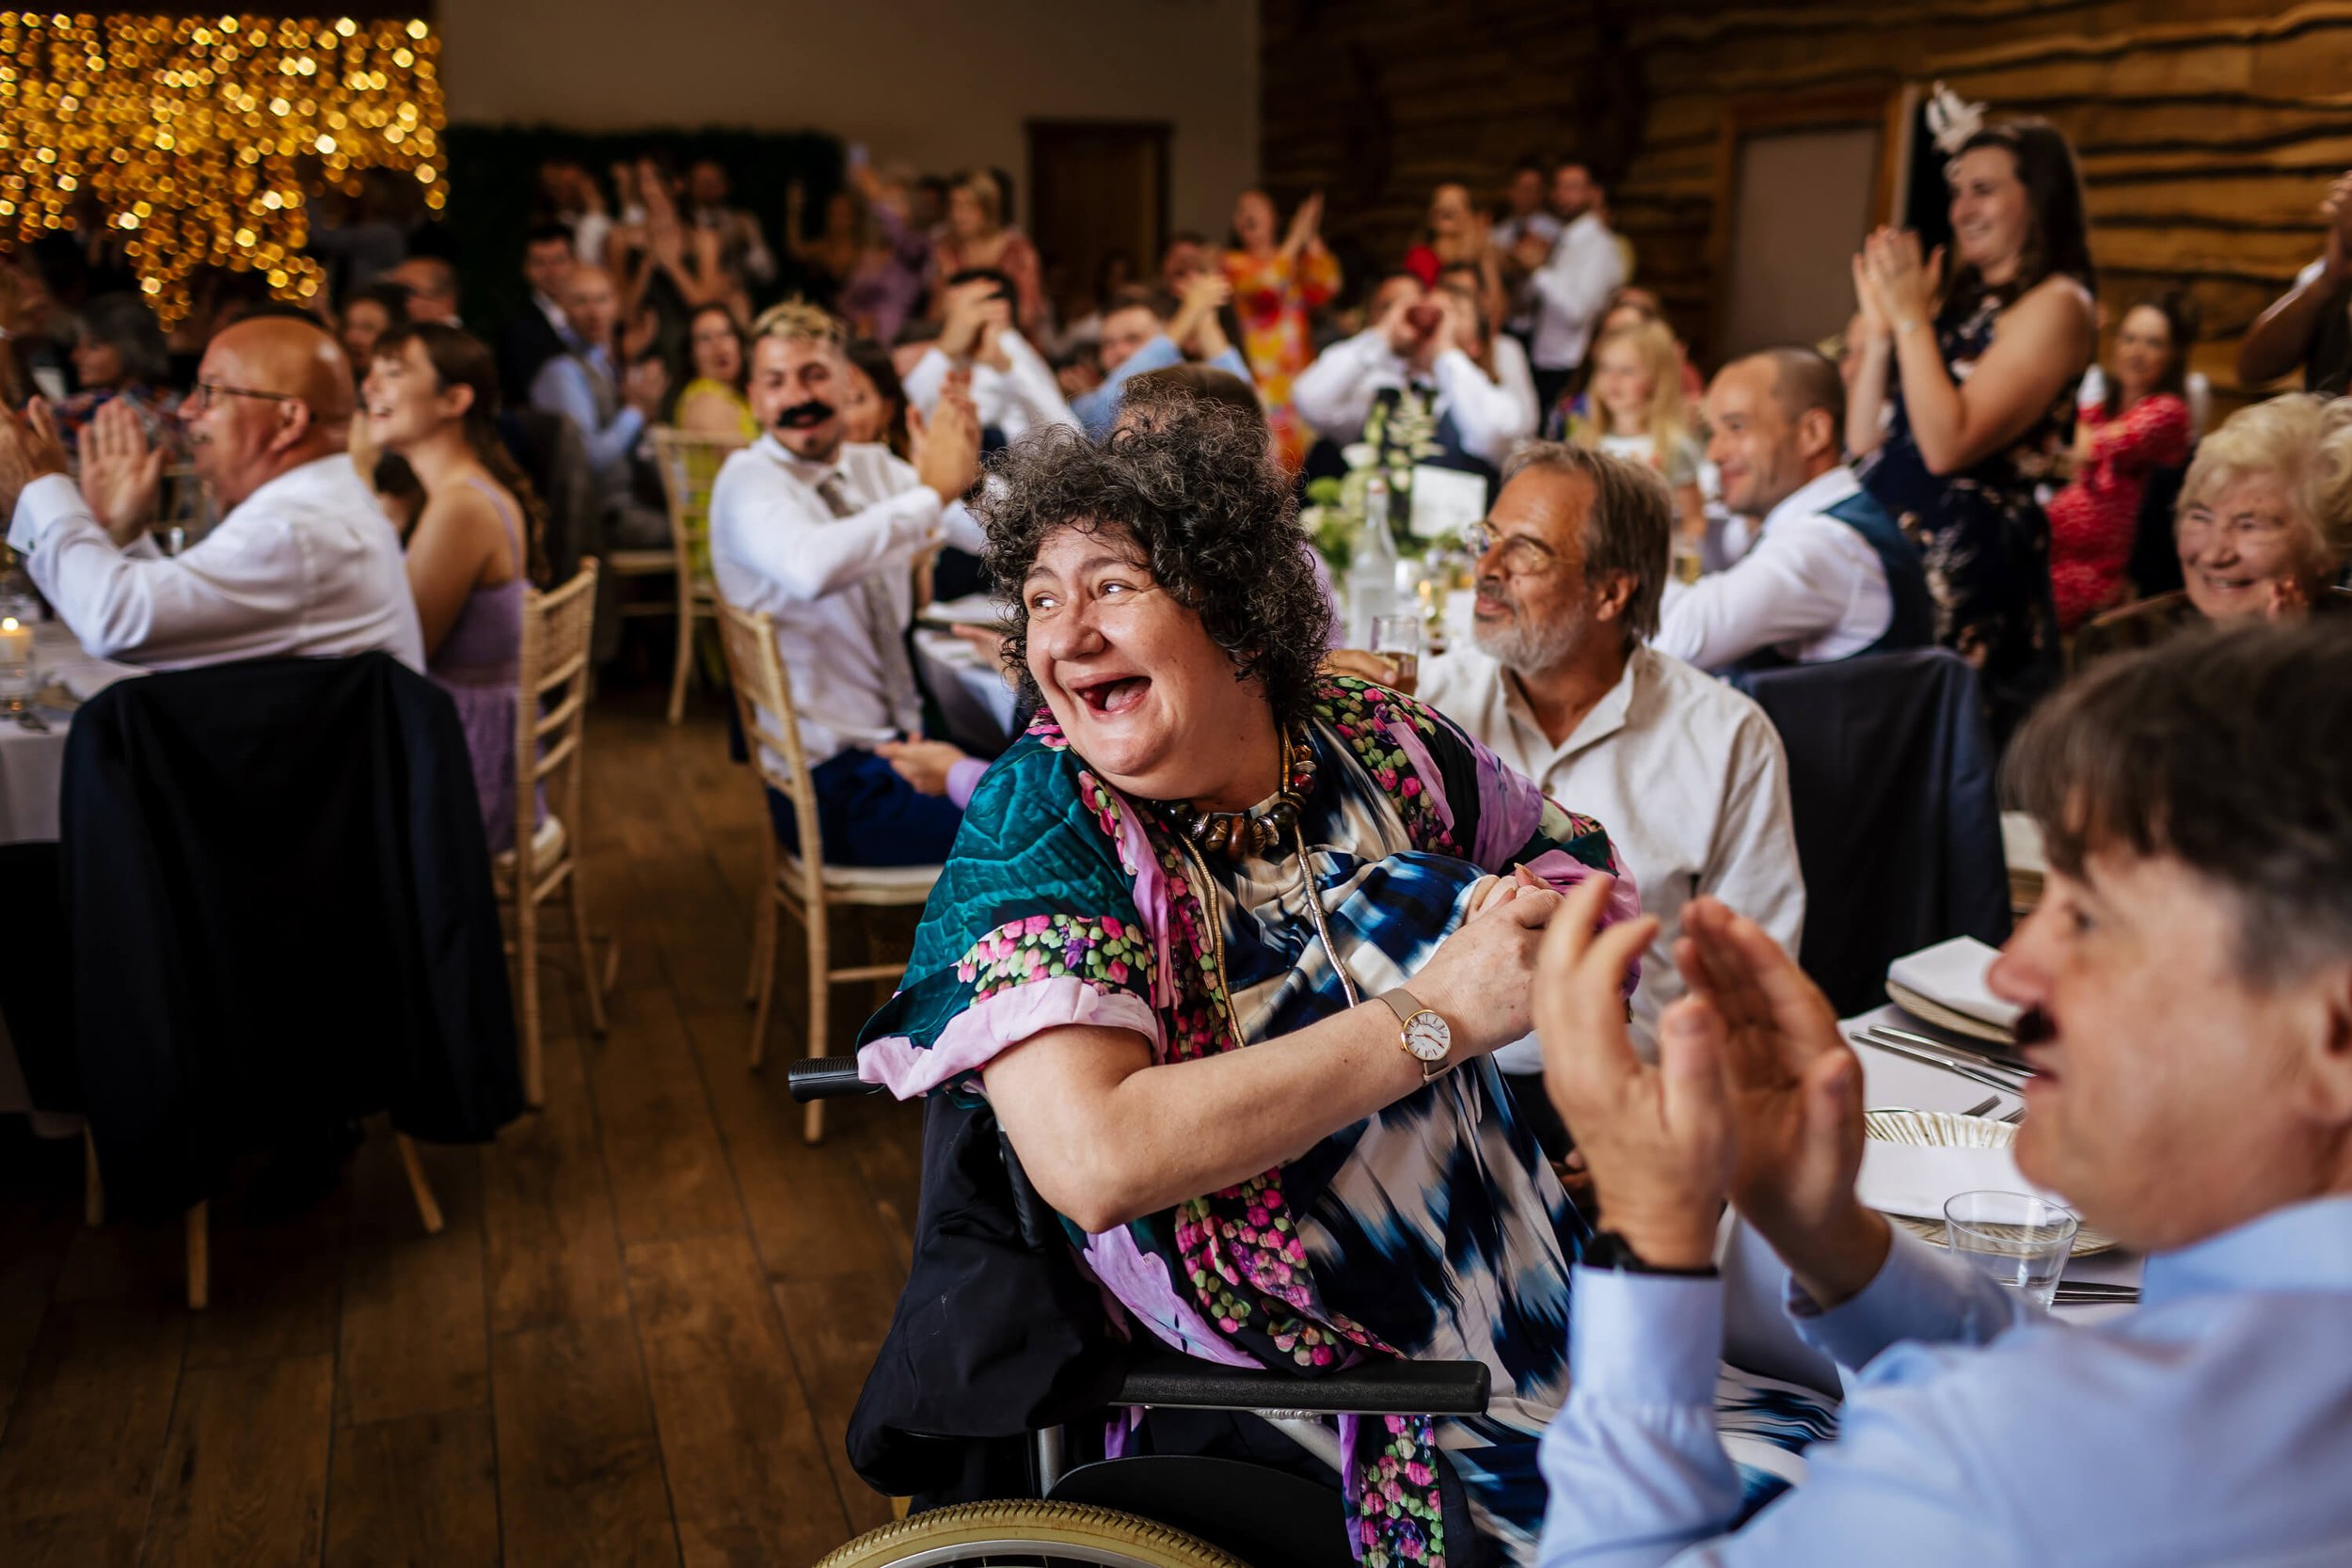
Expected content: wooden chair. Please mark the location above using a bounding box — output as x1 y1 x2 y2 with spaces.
714 599 942 1144
627 427 746 725
499 560 614 1108
83 1125 442 1312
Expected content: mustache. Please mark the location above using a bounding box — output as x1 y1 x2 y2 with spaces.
771 399 834 429
1475 573 1518 612
2013 1006 2055 1047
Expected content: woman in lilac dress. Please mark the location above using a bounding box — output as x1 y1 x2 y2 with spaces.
360 323 543 852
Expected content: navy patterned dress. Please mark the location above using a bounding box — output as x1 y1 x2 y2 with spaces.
858 677 1835 1565
1860 289 2075 748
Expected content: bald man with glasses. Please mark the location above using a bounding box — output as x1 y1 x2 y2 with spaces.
0 314 422 671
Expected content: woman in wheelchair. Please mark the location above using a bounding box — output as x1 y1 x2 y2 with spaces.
855 405 1829 1566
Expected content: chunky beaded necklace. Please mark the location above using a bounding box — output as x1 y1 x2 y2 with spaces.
1157 728 1319 861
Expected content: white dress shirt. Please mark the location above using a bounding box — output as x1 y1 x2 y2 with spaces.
1529 211 1628 373
901 331 1080 442
1654 466 1893 672
708 436 985 769
1419 643 1802 1065
1291 330 1537 467
1496 210 1564 336
8 456 424 672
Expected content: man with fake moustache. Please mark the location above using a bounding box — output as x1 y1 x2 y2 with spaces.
707 299 986 866
1528 619 2352 1563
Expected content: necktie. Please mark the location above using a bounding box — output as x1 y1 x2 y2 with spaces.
814 470 924 737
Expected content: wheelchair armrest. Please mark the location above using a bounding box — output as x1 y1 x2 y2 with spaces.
1115 1349 1491 1417
787 1054 887 1101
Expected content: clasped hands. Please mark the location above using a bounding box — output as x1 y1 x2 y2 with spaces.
1533 878 1891 1305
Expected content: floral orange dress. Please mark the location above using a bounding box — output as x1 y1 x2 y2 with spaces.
1226 242 1342 471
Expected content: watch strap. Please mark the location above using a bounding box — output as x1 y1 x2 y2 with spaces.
1581 1229 1719 1277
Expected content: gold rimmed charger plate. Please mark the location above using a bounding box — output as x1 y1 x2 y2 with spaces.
1863 1108 2114 1258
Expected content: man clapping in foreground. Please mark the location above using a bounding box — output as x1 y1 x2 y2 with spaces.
1532 620 2352 1565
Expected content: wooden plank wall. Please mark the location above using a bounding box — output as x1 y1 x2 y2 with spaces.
1261 0 2352 404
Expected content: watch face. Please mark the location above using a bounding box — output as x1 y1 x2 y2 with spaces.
1402 1010 1452 1063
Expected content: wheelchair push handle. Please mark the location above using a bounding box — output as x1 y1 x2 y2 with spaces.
787 1054 886 1101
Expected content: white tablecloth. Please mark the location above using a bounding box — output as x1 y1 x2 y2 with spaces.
913 626 1020 754
0 620 140 846
0 620 135 1132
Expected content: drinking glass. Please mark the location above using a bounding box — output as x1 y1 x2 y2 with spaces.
1943 1190 2076 1307
1370 612 1422 692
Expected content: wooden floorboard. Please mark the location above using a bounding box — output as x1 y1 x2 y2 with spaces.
336 1143 488 1428
323 1408 501 1568
0 1297 188 1565
625 1232 850 1564
772 1270 905 1539
0 694 922 1563
139 1351 335 1568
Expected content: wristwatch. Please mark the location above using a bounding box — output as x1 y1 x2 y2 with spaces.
1581 1229 1719 1278
1379 989 1454 1083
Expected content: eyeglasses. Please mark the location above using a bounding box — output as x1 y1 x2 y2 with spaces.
2176 506 2296 547
188 381 303 414
1462 519 1562 578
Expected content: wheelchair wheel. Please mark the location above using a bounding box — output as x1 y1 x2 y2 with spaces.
814 1498 1253 1567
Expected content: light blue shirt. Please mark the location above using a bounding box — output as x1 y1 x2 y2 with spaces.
1538 1195 2352 1565
528 346 644 483
1070 334 1253 439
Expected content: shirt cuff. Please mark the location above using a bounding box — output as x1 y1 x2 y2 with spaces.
946 755 988 810
894 483 948 539
8 472 86 553
1789 1223 2024 1369
1570 1265 1724 1409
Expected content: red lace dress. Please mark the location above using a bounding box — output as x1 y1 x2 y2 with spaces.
2044 392 2191 632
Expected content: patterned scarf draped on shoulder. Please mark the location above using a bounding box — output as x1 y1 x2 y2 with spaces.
858 675 1634 1568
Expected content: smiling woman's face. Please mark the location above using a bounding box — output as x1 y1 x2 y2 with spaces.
1022 523 1264 804
2178 473 2328 621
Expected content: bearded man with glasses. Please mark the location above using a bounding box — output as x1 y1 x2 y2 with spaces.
1357 443 1803 1150
0 314 422 671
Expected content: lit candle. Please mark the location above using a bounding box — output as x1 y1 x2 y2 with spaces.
0 617 29 672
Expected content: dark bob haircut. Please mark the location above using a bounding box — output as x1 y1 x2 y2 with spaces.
2005 617 2352 987
978 404 1331 729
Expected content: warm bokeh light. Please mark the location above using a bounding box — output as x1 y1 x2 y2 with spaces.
0 14 446 325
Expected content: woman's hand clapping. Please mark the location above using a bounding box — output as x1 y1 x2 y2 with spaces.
1857 227 1946 337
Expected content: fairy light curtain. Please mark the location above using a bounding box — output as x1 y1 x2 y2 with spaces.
0 12 444 324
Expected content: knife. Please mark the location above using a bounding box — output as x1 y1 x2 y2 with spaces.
1853 1033 2029 1097
1863 1027 2030 1085
1869 1022 2036 1076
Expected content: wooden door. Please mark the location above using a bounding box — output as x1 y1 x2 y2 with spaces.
1707 89 1915 363
1025 120 1170 325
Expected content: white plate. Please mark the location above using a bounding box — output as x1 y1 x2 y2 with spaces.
1864 1109 2113 1257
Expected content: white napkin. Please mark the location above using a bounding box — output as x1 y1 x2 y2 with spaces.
919 592 1008 626
1857 1141 2054 1220
2001 812 2047 875
1886 936 2023 1030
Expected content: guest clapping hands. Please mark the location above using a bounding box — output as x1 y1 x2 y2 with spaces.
1846 119 2097 748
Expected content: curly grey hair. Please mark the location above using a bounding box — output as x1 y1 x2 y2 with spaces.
977 402 1332 727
